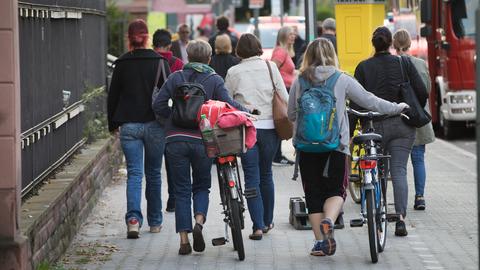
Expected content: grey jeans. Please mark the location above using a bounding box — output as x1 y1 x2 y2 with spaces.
373 117 415 218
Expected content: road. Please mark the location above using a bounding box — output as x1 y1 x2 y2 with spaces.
60 139 478 270
443 128 476 155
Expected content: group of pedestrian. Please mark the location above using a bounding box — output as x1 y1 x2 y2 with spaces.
107 16 433 257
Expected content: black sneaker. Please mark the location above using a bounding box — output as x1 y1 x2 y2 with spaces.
414 195 426 210
395 220 408 237
273 156 294 166
166 197 175 212
334 213 345 230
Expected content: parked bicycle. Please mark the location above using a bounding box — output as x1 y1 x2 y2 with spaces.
347 108 403 263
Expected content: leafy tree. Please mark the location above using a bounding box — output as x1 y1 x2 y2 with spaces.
107 1 129 57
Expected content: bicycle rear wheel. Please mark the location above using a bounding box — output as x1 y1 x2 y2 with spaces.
229 198 245 261
377 179 388 252
366 189 378 263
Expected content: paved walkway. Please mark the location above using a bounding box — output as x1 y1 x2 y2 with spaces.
60 139 478 270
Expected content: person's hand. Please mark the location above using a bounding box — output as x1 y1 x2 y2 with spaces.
110 128 119 137
398 102 410 112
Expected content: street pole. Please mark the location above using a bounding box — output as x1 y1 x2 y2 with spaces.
304 0 317 42
280 0 284 26
254 8 260 38
476 5 480 268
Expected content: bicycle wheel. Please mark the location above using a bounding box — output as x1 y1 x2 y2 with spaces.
376 177 387 252
366 188 378 263
349 180 362 203
229 198 245 261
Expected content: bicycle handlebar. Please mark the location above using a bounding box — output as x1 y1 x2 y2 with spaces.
347 107 410 120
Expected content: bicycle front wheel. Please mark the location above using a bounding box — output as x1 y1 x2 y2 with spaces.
349 181 362 204
229 198 245 261
366 189 378 263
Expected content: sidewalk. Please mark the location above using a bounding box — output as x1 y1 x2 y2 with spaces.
60 139 478 270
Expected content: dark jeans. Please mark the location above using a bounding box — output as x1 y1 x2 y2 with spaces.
273 140 284 161
240 129 280 230
120 121 165 227
373 117 415 217
165 141 213 233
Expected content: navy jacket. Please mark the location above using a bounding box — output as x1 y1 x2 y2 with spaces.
152 68 246 143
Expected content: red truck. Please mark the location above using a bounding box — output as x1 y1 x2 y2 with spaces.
420 0 477 139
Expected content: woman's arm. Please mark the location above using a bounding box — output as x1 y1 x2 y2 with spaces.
213 75 248 111
346 75 407 115
287 79 300 122
107 65 122 132
152 72 175 118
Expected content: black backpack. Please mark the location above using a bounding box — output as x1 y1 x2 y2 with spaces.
172 72 214 129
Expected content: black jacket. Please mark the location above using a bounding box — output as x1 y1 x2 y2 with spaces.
107 49 170 132
354 52 428 107
209 53 240 79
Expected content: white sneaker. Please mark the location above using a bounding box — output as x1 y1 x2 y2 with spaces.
127 218 140 239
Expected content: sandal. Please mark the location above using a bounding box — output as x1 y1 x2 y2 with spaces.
248 231 263 240
262 223 274 234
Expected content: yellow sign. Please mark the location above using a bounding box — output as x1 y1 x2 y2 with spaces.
147 12 167 46
335 1 385 75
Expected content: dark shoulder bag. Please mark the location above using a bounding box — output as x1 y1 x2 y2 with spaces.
152 59 169 123
398 56 432 128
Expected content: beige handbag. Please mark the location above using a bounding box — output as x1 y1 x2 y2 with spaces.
265 60 293 140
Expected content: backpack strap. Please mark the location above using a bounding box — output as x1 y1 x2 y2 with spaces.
199 72 218 84
325 71 341 91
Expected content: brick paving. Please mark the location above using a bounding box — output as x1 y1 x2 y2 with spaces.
60 139 478 270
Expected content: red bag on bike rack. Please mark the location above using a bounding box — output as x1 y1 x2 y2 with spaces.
197 100 237 127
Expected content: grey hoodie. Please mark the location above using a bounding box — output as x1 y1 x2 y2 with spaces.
288 66 407 155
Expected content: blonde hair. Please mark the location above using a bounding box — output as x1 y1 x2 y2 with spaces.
276 26 295 57
299 38 339 82
215 34 232 54
186 39 212 63
393 29 411 53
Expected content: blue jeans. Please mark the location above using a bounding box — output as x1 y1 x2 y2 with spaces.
410 145 426 196
120 121 165 227
240 129 279 230
165 141 213 233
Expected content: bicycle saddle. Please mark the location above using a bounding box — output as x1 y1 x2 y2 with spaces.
352 133 383 145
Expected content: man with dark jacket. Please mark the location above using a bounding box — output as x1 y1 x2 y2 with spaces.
321 18 337 52
171 24 191 63
208 16 238 56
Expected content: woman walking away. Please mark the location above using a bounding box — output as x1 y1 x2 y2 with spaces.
354 26 428 236
225 33 289 240
393 29 435 211
107 19 170 238
288 38 409 256
152 40 246 255
271 26 296 166
209 34 240 79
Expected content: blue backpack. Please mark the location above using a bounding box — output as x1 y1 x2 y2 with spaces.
293 71 341 153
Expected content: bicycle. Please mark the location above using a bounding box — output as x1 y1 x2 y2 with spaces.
347 108 402 263
348 120 363 204
205 125 248 261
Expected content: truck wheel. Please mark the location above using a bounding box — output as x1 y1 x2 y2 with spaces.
440 113 457 140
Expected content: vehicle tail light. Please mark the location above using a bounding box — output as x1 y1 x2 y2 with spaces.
359 160 377 170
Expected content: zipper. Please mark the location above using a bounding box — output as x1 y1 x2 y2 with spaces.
328 108 336 130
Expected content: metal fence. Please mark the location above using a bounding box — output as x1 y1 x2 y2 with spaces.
18 0 107 195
